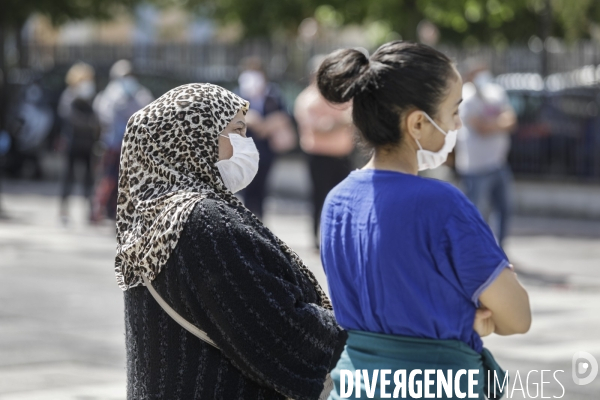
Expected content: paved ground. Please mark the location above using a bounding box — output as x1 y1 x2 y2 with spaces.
0 180 599 399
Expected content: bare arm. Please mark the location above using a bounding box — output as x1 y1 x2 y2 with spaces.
478 267 531 335
468 109 516 136
264 111 295 139
245 109 269 138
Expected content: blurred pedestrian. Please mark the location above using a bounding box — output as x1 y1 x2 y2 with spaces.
115 83 346 399
317 42 530 399
57 62 100 225
456 60 517 248
9 82 54 180
294 55 354 248
91 59 153 221
235 56 295 220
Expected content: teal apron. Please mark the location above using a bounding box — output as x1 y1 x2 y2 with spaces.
329 330 507 399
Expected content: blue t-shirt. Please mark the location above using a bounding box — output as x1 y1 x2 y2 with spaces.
320 169 510 353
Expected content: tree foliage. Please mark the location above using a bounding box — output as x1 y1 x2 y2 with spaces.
2 0 598 45
0 0 139 27
172 0 600 46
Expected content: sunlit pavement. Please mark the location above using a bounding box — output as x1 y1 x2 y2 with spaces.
0 180 599 399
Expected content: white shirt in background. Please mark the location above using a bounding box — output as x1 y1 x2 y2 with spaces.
456 82 512 175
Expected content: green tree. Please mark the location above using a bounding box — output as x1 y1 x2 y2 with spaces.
171 0 600 45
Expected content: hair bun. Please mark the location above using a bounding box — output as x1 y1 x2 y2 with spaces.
316 48 372 104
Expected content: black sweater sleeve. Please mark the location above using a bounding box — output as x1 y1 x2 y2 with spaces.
152 199 347 400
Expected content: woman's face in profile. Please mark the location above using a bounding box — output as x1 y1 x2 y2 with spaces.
418 69 463 152
218 110 247 161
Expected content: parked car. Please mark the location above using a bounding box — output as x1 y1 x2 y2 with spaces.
505 85 600 180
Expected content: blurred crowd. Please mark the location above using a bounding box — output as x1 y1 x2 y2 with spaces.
57 59 153 225
0 51 522 249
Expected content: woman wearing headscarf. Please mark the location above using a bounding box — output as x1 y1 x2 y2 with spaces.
115 83 347 399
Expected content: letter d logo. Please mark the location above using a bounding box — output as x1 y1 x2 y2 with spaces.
572 351 598 385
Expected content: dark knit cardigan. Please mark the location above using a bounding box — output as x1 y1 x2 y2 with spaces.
124 199 348 399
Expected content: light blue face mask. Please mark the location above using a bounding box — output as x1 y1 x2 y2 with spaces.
414 112 458 171
121 76 139 97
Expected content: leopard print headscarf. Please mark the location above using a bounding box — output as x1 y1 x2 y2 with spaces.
114 83 332 310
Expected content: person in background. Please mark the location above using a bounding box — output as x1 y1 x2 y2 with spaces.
235 56 295 220
456 60 517 248
91 59 153 221
294 55 354 248
57 62 101 225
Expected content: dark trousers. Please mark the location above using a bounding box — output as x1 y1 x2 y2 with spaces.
460 165 513 248
309 154 353 247
61 150 94 213
92 147 121 221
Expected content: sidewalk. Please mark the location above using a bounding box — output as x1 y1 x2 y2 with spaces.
0 181 599 399
513 180 600 219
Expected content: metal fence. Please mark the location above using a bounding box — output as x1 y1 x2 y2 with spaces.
23 40 342 84
22 39 600 82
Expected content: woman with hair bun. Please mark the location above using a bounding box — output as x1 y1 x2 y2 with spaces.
317 41 531 399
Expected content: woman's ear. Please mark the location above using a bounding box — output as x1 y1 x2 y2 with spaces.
404 109 425 142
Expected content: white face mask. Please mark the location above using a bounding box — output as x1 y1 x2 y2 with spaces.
473 70 494 89
238 70 266 98
415 112 458 171
215 133 260 193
